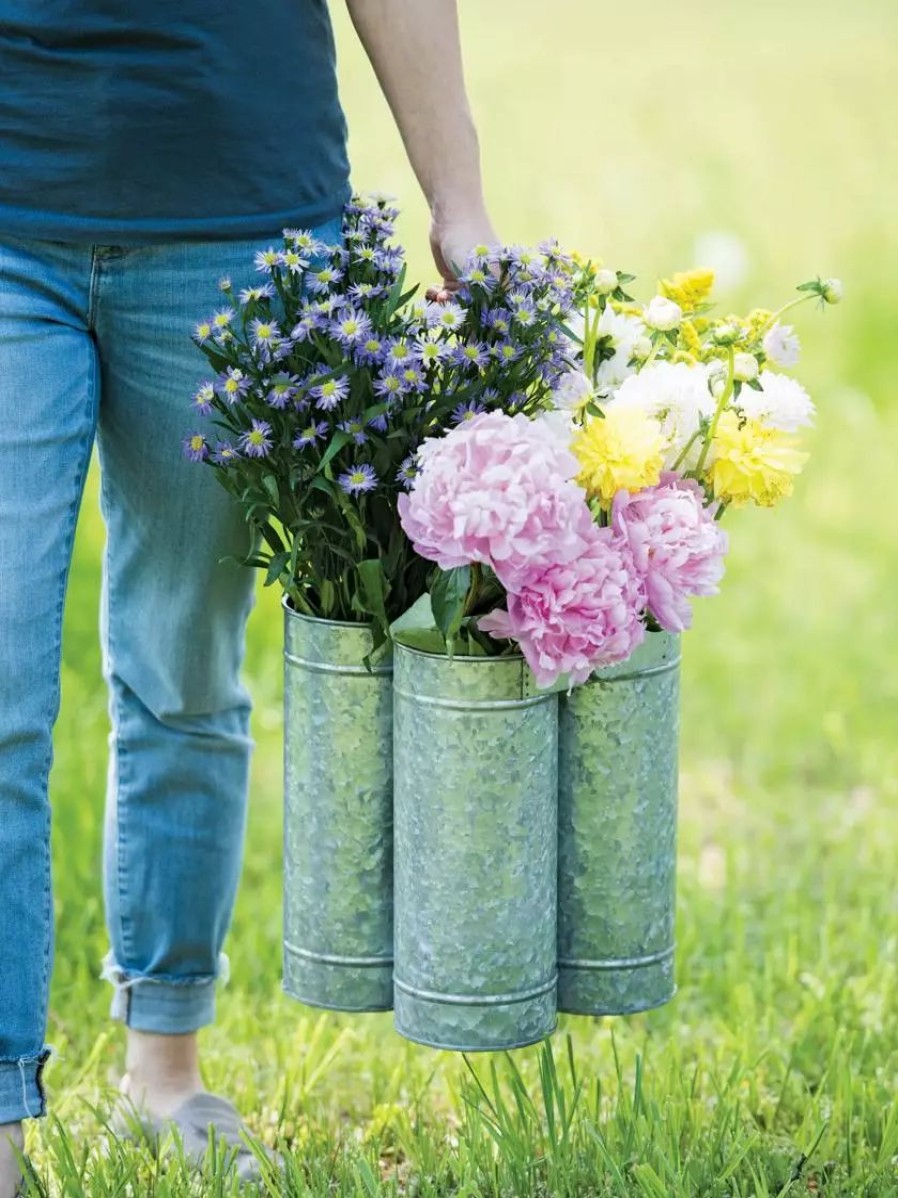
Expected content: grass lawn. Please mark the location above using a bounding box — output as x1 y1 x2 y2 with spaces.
21 0 898 1193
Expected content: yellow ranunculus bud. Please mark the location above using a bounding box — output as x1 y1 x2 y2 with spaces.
659 268 716 312
707 410 808 507
572 406 668 506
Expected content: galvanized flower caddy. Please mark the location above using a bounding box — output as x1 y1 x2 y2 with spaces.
282 600 394 1012
393 644 559 1051
557 631 681 1015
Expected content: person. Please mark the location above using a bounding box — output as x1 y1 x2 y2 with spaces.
0 0 497 1190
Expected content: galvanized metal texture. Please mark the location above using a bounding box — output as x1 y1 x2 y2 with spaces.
393 646 558 1051
557 631 680 1016
282 601 394 1012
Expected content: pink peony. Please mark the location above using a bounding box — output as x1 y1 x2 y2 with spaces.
479 526 647 689
611 473 729 633
398 411 596 590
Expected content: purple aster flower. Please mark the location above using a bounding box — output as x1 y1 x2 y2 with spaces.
338 463 379 495
354 335 388 366
250 317 281 361
238 283 276 304
399 364 426 392
451 400 486 425
512 300 538 328
212 307 235 331
214 368 250 405
396 456 419 490
182 432 209 462
254 247 281 274
290 312 317 343
369 411 390 432
293 421 329 449
373 247 404 276
348 282 386 303
306 265 343 295
459 263 496 291
239 419 274 458
425 301 465 332
331 307 373 348
507 390 528 411
338 417 372 446
192 319 213 344
483 310 513 339
351 245 378 266
414 336 450 368
386 339 414 368
265 373 300 409
283 227 315 250
311 375 351 411
281 247 308 275
191 381 215 416
374 372 404 400
217 276 232 293
454 341 489 369
491 342 522 365
211 440 241 465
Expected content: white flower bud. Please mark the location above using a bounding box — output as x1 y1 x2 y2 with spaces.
822 278 844 305
632 336 653 362
594 268 618 295
643 296 682 331
734 353 760 382
711 321 740 346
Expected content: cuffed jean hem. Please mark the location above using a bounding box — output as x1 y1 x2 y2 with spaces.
0 1048 53 1124
100 951 230 1034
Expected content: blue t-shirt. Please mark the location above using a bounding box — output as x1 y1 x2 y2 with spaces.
0 1 351 242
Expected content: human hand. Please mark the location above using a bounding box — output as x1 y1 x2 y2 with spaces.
429 205 499 294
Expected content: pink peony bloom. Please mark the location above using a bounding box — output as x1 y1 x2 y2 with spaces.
398 411 596 590
611 473 729 633
479 527 647 689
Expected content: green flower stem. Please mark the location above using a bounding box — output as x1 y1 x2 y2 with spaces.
765 293 814 333
672 429 703 473
694 347 735 477
464 562 483 617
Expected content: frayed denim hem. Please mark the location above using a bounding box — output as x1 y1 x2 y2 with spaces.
100 950 230 1034
0 1047 54 1124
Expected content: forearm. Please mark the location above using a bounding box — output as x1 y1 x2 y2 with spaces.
345 0 487 221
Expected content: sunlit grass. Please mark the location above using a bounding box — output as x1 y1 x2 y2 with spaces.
25 1 898 1192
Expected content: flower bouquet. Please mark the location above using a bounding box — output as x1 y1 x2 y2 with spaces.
185 191 839 1041
395 258 838 1024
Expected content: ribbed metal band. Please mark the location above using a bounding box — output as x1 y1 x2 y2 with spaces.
284 941 394 969
393 974 558 1007
283 651 392 677
594 659 682 684
392 690 553 712
557 944 675 971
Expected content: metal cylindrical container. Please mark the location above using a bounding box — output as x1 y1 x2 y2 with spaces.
557 631 680 1016
393 645 558 1051
283 601 393 1012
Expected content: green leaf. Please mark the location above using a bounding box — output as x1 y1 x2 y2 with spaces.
430 566 472 647
352 559 392 660
261 474 280 506
317 429 352 475
264 551 290 588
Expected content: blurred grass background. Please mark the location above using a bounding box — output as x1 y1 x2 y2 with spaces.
36 0 898 1193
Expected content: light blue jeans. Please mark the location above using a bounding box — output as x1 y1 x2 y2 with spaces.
0 218 341 1125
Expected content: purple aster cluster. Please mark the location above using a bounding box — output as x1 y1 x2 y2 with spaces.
185 192 576 628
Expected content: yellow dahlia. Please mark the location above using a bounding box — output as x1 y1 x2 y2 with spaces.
573 407 667 506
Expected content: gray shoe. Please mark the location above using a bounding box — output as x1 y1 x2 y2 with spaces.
113 1090 272 1183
